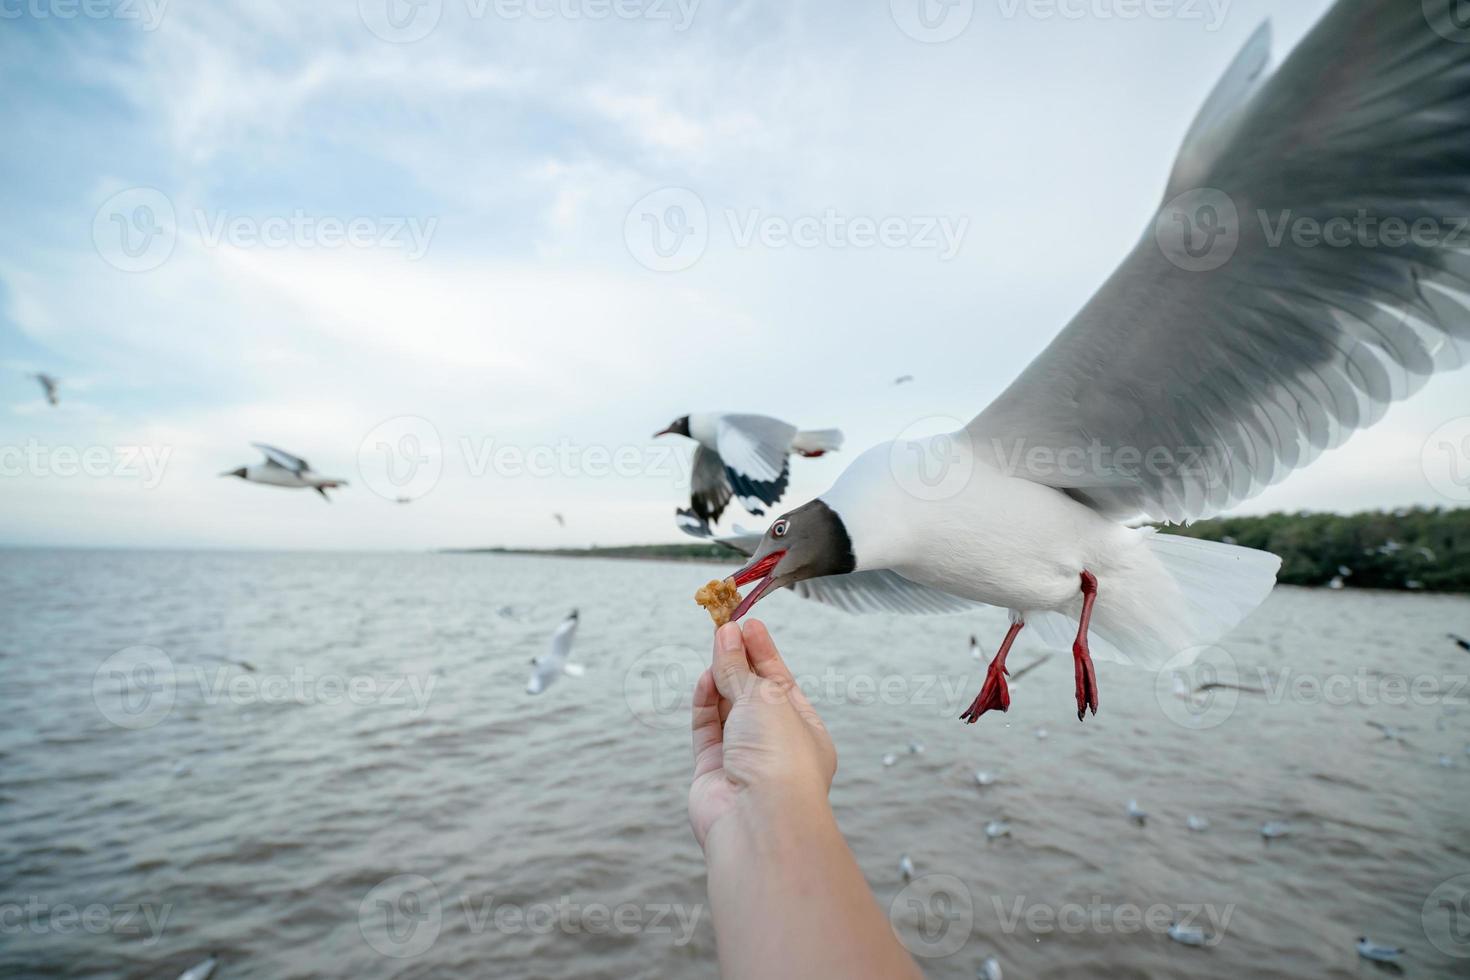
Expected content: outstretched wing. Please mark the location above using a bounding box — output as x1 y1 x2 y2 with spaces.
689 445 734 525
793 570 988 615
967 0 1470 524
548 615 578 662
252 443 310 474
716 414 796 515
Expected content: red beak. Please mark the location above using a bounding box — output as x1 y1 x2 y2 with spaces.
729 550 786 622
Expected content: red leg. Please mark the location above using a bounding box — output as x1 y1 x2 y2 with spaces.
1073 571 1099 721
960 620 1023 724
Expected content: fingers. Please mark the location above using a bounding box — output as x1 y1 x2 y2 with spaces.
743 618 818 715
710 622 755 702
690 668 724 778
739 619 795 686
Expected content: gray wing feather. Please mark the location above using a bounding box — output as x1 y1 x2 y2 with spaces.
968 0 1470 524
793 570 987 615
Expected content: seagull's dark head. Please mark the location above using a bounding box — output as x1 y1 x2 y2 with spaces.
653 415 691 439
221 467 247 479
728 499 855 621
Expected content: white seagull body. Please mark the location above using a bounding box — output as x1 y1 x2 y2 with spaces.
716 0 1470 728
176 955 218 980
1355 937 1403 962
657 412 843 533
223 444 347 501
526 610 584 695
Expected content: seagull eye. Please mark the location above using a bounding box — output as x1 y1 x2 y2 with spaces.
772 519 789 538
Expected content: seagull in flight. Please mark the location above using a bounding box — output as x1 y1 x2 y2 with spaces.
526 610 585 695
31 373 59 406
893 375 914 386
221 444 348 501
710 0 1470 728
655 413 843 529
1451 633 1469 653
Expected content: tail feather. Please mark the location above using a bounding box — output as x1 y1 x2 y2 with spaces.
1029 530 1281 669
791 428 844 456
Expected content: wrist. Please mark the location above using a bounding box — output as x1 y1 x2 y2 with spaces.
704 779 837 863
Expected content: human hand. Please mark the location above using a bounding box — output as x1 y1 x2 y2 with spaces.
688 619 836 851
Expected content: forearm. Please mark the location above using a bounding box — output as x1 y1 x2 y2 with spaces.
703 787 924 980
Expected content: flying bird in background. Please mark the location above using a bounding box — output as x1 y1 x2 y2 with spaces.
552 512 566 527
893 375 914 386
712 0 1470 727
31 372 59 406
654 412 843 531
221 444 348 502
526 610 584 695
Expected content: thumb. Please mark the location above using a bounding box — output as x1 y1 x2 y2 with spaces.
710 623 756 702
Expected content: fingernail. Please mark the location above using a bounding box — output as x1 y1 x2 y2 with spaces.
717 623 742 654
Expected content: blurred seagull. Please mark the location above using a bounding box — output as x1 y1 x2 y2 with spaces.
1126 799 1148 825
706 1 1470 730
883 752 898 767
907 740 925 755
975 770 997 787
1008 654 1052 683
979 955 1002 980
1451 634 1470 653
654 413 843 525
31 372 59 406
899 854 915 882
176 955 218 980
222 444 347 502
1356 938 1403 963
1167 922 1209 947
1260 821 1291 840
553 512 565 527
984 820 1011 840
1186 815 1210 832
893 375 915 386
1171 672 1267 705
526 610 584 695
970 634 982 661
1367 721 1411 742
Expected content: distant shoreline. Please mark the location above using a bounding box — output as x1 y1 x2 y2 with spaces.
444 505 1470 593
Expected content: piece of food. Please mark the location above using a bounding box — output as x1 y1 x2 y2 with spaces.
695 578 742 627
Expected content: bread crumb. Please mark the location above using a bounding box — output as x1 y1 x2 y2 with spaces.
695 578 742 627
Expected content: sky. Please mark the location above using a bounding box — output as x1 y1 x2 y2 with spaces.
1 0 1466 550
